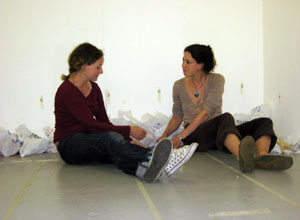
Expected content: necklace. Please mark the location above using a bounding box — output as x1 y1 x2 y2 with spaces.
192 76 206 97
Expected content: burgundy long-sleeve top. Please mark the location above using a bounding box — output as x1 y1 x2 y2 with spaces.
54 80 131 143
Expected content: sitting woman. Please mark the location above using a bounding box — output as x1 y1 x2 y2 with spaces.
54 42 196 183
158 44 293 173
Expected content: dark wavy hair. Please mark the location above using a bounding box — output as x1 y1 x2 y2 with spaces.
61 43 104 80
184 44 216 74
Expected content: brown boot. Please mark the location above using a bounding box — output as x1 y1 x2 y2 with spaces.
239 136 256 173
254 154 293 171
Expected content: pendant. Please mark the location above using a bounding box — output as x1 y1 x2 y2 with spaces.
194 91 199 97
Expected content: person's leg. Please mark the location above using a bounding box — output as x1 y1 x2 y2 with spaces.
184 113 241 153
256 135 271 156
224 133 240 159
237 118 293 170
184 113 256 173
57 133 113 165
57 132 151 175
224 133 257 173
237 117 277 154
58 132 174 182
104 132 151 175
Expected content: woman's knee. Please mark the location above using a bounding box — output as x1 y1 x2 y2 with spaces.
254 117 274 128
58 150 79 165
261 118 273 126
106 132 124 141
221 112 235 122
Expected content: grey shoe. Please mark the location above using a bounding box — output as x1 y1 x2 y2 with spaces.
239 136 256 173
164 143 199 177
254 154 293 171
143 139 173 183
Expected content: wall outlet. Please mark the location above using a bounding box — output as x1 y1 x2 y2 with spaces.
105 89 111 105
158 87 161 103
240 82 244 95
40 96 44 110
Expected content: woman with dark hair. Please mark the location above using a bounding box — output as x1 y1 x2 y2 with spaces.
158 44 293 173
54 42 197 183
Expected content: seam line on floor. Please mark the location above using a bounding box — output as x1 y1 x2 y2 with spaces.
10 159 59 164
1 161 46 220
10 160 33 163
209 208 272 217
136 179 162 220
205 153 300 209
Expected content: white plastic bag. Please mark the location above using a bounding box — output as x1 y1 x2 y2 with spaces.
233 113 251 126
271 136 300 154
19 138 51 157
118 111 157 147
234 104 272 125
111 111 184 147
250 104 272 118
283 135 300 152
16 124 53 157
140 112 169 132
0 127 20 157
43 126 57 153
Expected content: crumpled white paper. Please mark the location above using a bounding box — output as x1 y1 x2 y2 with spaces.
110 111 183 147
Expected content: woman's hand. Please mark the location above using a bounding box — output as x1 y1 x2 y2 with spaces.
171 136 182 149
130 139 147 148
130 126 147 140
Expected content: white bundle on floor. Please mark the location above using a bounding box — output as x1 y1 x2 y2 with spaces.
16 125 57 157
233 104 300 154
110 111 183 147
272 135 300 154
234 104 272 126
0 127 21 157
2 104 298 157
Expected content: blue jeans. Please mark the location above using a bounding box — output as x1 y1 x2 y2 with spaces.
57 132 151 175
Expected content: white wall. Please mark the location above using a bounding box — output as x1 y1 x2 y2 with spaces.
103 0 264 118
263 0 300 136
0 0 264 132
0 0 104 132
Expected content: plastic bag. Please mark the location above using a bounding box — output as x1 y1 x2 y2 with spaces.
279 135 300 153
234 104 272 125
16 124 54 157
0 127 20 157
43 126 57 154
111 111 184 147
117 111 157 147
233 113 251 126
271 136 300 154
140 112 169 132
249 104 272 120
19 138 51 157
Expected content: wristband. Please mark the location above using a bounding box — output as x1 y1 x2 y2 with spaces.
177 135 184 142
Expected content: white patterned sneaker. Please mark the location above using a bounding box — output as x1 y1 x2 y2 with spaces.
164 142 198 177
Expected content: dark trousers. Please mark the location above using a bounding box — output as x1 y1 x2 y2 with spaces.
57 131 150 175
183 113 277 153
